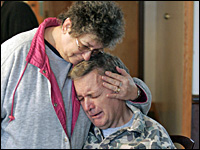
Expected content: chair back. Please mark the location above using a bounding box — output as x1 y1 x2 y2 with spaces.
170 135 195 149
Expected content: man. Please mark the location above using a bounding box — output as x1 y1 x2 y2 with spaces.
1 1 151 149
69 52 176 149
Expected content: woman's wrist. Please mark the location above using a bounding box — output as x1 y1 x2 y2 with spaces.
132 86 141 101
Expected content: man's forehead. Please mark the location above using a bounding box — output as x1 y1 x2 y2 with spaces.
74 70 104 96
89 69 103 85
74 69 102 86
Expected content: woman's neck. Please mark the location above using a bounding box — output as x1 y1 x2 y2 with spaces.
44 26 62 50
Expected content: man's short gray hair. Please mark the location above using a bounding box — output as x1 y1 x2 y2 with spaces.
68 52 129 80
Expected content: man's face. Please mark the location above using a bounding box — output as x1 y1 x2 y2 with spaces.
74 69 125 129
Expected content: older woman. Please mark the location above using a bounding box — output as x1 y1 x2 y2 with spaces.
1 1 151 149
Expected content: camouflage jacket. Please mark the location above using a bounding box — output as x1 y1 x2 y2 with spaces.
83 104 176 149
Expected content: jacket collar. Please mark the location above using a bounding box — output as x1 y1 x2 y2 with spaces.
26 17 60 68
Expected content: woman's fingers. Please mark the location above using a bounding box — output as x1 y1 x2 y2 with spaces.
102 66 138 100
116 66 130 77
104 70 124 81
102 75 122 87
102 81 120 93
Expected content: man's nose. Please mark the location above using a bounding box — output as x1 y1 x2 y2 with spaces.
84 97 95 112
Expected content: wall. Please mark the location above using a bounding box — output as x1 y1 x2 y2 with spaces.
192 1 199 95
144 2 194 138
191 2 199 149
144 2 157 102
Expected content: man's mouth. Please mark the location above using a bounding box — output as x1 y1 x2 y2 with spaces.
90 111 103 119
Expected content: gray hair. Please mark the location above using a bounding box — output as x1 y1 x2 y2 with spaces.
68 52 129 80
57 1 125 49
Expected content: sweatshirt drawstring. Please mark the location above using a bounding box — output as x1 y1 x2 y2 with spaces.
9 62 29 122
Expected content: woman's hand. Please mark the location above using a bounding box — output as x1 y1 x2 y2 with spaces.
102 66 138 100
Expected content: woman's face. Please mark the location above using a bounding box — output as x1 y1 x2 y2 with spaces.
57 18 104 64
60 33 103 65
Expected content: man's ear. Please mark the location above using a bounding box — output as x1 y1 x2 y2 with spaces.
62 18 72 34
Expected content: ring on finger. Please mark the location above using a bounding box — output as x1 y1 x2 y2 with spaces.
119 82 123 87
115 86 121 93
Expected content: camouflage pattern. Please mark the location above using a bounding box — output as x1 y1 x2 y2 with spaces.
83 103 176 149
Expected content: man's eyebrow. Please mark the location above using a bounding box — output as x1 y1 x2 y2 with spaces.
79 92 99 98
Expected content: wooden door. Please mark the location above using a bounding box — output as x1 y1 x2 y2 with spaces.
43 1 72 18
144 1 194 139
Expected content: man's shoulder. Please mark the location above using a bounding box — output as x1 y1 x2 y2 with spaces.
142 114 167 132
136 110 171 141
127 103 168 134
